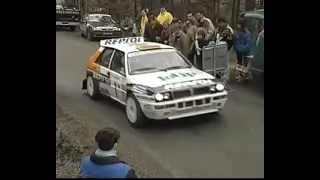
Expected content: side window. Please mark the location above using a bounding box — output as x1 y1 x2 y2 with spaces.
258 20 264 33
99 48 114 68
110 50 125 75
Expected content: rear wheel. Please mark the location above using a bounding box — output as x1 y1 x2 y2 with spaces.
126 93 148 128
86 76 101 100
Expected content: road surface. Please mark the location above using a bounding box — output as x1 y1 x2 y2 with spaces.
56 31 264 178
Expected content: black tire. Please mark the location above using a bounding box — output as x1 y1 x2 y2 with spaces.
86 76 102 101
87 28 94 41
126 93 148 128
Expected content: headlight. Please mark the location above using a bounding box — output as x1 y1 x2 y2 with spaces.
155 93 164 101
210 86 216 92
163 92 170 100
116 28 121 31
93 27 98 31
216 83 224 91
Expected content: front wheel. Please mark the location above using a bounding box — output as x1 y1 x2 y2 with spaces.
87 28 94 41
86 76 101 100
126 93 148 128
70 26 76 32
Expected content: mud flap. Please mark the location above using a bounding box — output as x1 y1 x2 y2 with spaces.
82 79 87 90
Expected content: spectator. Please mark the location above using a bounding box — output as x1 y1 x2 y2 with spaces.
216 16 234 51
195 10 215 41
132 19 140 37
187 12 195 21
144 17 163 42
160 22 170 44
195 29 209 69
156 6 173 25
139 9 149 37
168 17 181 46
120 15 134 37
173 24 190 58
185 17 198 64
234 20 252 78
80 127 138 178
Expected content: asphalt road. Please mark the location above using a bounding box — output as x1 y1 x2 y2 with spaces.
56 31 264 178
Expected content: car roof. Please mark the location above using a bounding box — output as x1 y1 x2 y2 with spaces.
89 14 111 17
100 37 175 53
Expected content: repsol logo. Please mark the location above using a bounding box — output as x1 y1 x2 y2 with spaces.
164 79 214 90
104 37 144 45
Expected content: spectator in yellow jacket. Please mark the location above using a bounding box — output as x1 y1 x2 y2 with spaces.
140 9 149 37
156 7 173 25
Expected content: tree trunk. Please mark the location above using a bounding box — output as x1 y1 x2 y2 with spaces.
231 0 237 28
245 0 255 11
235 0 241 19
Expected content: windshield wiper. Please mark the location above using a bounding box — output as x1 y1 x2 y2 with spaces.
160 66 190 71
131 67 158 73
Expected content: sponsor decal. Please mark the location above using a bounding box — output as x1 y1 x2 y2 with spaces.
102 37 144 46
158 72 197 81
164 79 214 90
56 10 80 14
92 72 111 85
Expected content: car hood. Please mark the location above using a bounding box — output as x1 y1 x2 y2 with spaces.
130 68 215 88
90 22 117 28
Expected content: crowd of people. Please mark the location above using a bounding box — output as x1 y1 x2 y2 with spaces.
119 6 252 73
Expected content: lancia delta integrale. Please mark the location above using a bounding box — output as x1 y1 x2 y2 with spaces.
80 14 121 41
82 37 228 128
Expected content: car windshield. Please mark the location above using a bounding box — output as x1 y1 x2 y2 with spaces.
89 15 114 23
128 49 192 75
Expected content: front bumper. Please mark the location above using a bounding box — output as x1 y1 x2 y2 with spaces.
91 31 122 38
56 21 80 26
138 91 228 120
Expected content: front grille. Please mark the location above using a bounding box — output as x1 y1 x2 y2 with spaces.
172 90 191 99
193 87 210 96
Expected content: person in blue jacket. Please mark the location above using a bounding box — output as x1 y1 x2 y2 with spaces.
234 19 251 66
80 127 138 178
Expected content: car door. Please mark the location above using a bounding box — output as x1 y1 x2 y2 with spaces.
109 50 127 104
96 48 115 96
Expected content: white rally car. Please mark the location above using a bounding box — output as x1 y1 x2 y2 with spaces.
82 37 228 128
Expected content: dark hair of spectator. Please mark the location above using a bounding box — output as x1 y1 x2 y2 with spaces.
187 12 193 15
197 10 205 15
172 17 180 23
217 17 228 23
147 12 154 19
95 127 120 151
236 19 246 32
197 29 206 37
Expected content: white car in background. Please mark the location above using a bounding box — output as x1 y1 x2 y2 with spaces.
82 37 228 128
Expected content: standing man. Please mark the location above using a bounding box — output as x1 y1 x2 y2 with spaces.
156 6 173 25
216 17 234 51
140 9 149 37
168 17 181 46
120 14 134 37
185 17 198 64
195 10 215 41
144 17 163 42
80 127 138 178
173 24 190 58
